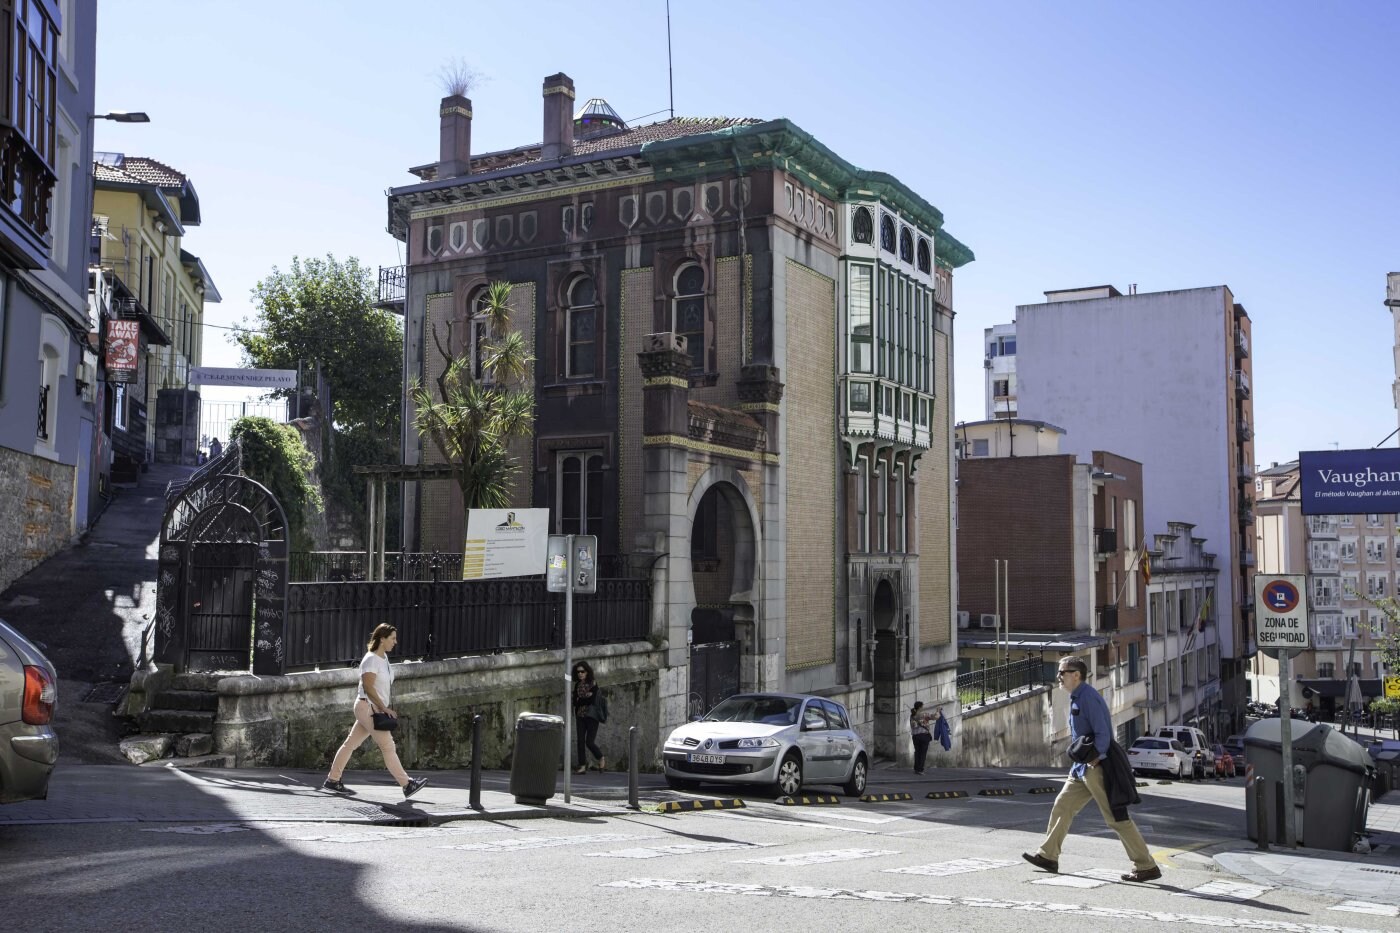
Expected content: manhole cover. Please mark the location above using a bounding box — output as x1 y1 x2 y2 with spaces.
1361 867 1400 875
82 682 127 704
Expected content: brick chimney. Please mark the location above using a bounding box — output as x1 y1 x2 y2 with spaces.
439 94 472 178
541 73 575 162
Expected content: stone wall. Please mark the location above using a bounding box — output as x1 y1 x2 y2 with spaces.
0 446 74 592
211 640 660 770
954 687 1060 768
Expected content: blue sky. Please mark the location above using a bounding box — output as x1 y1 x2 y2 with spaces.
95 1 1400 465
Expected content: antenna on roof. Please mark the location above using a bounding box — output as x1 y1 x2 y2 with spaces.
666 0 675 119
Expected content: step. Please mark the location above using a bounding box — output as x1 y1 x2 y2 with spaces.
156 689 219 712
140 753 236 769
170 672 231 691
139 709 215 734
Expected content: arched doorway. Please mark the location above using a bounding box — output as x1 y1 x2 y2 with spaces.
871 578 901 759
686 471 760 718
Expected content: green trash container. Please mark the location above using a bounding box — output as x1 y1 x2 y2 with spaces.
509 712 563 805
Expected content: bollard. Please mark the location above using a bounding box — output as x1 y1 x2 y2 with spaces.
627 726 640 811
469 714 483 810
1253 774 1269 850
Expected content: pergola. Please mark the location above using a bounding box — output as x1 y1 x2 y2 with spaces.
352 463 459 580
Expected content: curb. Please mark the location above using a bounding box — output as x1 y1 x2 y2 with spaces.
978 788 1015 797
655 798 746 813
859 792 913 802
926 790 969 800
777 794 841 806
1027 786 1058 795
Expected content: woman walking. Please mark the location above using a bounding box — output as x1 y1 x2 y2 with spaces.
322 623 428 799
572 660 607 774
910 701 933 774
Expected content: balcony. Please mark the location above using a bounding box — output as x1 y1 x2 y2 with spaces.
1094 526 1118 555
1235 330 1249 358
1240 551 1257 568
1309 555 1340 573
1315 631 1343 650
376 265 406 311
1097 605 1119 632
1237 418 1252 442
1238 463 1253 482
0 124 58 269
1235 370 1251 399
1312 591 1340 610
1308 516 1339 538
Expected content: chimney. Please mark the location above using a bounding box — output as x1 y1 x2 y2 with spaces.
541 73 575 161
439 94 472 178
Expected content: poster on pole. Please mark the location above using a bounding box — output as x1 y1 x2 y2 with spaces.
462 508 549 580
104 318 140 384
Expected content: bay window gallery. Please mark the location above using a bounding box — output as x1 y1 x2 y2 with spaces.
845 260 934 428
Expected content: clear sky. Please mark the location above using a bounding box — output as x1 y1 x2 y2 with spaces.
95 1 1400 465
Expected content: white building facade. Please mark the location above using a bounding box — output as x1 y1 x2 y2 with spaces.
983 322 1017 420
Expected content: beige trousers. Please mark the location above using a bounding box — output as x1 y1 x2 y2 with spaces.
328 698 409 786
1036 765 1154 870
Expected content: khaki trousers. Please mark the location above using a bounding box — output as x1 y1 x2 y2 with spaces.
1036 765 1154 871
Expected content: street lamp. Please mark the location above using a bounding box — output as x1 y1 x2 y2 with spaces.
92 111 150 123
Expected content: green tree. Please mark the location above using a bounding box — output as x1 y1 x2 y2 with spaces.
411 280 533 513
231 416 322 552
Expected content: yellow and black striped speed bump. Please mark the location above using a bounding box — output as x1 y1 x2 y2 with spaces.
777 794 842 806
656 798 746 813
859 792 914 802
1157 780 1173 785
926 790 969 800
1027 786 1059 794
978 788 1016 797
1135 781 1149 787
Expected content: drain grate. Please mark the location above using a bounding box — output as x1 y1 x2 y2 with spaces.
1360 866 1400 876
82 682 127 704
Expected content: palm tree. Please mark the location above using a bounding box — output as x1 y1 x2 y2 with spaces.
411 281 534 513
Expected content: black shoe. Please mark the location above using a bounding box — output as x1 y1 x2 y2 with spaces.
403 777 428 799
321 779 352 794
1121 866 1162 883
1021 852 1059 873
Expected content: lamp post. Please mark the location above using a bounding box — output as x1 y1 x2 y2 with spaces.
92 111 150 124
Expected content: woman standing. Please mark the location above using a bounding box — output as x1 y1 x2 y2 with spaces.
572 660 607 774
322 623 428 799
910 701 933 774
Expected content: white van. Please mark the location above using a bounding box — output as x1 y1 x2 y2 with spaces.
1154 725 1216 778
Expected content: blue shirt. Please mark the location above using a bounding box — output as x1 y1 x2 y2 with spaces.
1068 680 1113 778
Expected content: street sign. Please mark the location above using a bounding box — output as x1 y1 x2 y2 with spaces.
545 534 597 595
1255 574 1309 659
188 366 298 389
1386 676 1400 700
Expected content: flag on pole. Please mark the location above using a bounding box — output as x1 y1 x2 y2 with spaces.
1142 552 1151 586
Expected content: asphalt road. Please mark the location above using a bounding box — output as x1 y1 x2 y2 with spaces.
3 774 1394 933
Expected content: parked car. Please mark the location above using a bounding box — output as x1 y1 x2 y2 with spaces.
1127 737 1191 779
663 693 868 798
1210 744 1235 778
1154 725 1215 778
1223 734 1246 773
0 617 59 803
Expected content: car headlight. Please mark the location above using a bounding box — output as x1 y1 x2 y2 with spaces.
736 737 780 749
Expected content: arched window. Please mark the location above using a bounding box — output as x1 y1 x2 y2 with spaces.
917 238 931 273
880 214 896 253
468 289 492 383
566 276 597 378
852 207 873 244
673 263 706 372
557 451 605 536
899 227 914 263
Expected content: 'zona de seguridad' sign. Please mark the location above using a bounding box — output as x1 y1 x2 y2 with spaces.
1254 574 1310 650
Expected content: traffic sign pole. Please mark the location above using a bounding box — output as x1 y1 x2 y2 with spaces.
1279 650 1296 848
1255 574 1308 849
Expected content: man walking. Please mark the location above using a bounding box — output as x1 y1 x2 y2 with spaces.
1022 656 1161 882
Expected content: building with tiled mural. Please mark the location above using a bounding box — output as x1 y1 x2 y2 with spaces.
385 74 973 763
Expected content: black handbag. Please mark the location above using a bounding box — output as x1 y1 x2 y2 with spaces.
372 711 399 732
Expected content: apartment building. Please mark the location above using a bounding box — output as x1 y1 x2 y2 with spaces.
1007 284 1256 729
983 322 1017 420
1255 460 1391 717
1144 522 1223 734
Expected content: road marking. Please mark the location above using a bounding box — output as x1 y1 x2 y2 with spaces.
737 848 897 866
598 878 1396 932
1031 868 1124 889
588 842 774 859
141 823 251 835
708 811 883 835
1330 901 1400 918
883 857 1019 877
1173 881 1272 902
439 832 655 852
279 825 536 844
786 809 905 825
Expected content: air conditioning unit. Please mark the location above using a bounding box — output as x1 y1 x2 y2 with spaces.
979 613 999 629
956 611 971 629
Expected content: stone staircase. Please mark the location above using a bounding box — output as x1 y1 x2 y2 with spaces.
121 672 233 767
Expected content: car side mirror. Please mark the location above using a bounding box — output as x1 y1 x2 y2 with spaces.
690 714 703 722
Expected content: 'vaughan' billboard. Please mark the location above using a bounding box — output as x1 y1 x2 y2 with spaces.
1300 448 1400 515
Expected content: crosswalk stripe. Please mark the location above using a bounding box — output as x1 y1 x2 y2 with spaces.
884 857 1019 877
737 848 896 865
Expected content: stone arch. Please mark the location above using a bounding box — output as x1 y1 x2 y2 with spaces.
686 464 761 605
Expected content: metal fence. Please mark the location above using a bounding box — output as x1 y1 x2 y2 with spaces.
288 551 646 582
957 653 1048 708
282 577 651 670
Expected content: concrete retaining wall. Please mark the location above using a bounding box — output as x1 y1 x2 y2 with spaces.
211 641 661 770
955 686 1061 768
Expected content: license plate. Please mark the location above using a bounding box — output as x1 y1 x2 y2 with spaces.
688 753 725 764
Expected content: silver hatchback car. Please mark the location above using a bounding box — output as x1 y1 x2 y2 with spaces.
663 693 868 797
0 617 59 803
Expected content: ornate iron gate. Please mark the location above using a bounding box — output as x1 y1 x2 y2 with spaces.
156 446 288 674
689 641 740 719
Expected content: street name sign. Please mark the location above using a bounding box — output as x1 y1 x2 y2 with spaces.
1254 574 1309 659
188 367 298 389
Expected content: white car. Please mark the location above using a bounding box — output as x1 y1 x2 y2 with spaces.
663 693 869 798
1127 736 1190 779
1155 725 1216 778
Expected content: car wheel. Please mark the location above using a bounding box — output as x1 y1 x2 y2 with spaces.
665 775 699 792
843 755 868 797
1178 762 1189 780
774 752 803 798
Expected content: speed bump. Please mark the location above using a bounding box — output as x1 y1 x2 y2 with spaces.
657 798 746 813
1027 786 1059 795
1135 781 1149 788
777 794 842 806
859 792 914 802
926 790 969 800
979 788 1015 797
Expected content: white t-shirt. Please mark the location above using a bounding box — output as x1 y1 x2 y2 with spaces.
356 652 393 706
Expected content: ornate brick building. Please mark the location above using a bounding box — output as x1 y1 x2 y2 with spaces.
386 74 974 759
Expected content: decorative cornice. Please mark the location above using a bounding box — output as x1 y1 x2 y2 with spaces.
440 104 472 119
643 375 689 389
543 85 576 100
642 433 779 465
688 401 766 453
638 335 692 380
740 401 780 414
737 363 785 406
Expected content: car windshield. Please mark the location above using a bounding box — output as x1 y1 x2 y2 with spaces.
704 695 801 725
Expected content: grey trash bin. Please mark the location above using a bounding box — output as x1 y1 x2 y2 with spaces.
1244 719 1374 851
509 712 564 805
